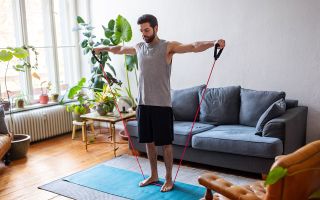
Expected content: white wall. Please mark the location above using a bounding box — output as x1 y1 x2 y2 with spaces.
86 0 320 142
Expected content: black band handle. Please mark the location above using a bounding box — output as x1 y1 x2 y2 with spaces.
214 43 224 60
91 50 102 64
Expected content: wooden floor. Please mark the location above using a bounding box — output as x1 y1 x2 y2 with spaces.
0 127 130 200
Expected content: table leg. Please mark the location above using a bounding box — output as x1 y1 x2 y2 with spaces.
84 120 88 151
110 122 117 157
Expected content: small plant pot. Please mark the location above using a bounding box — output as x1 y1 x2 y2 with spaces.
10 134 31 160
72 112 83 122
0 101 11 111
119 130 128 141
39 95 49 104
51 94 59 102
16 99 24 109
96 102 115 116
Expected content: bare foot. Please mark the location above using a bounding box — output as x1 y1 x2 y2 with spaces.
139 176 159 187
160 180 174 192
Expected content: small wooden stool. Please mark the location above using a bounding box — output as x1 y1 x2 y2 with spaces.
72 120 95 142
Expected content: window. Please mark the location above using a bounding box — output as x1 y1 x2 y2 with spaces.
0 0 82 106
0 0 23 100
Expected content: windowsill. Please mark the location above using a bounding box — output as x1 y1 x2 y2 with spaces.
4 100 76 115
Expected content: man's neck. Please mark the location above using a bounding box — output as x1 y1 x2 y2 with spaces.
148 37 160 46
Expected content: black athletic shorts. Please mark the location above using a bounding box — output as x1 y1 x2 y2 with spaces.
136 105 174 146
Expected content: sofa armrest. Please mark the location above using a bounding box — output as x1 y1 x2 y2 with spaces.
262 106 308 154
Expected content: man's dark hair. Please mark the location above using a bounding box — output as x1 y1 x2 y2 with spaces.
137 14 158 28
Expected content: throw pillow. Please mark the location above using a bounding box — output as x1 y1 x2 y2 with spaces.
0 105 9 135
171 85 205 121
198 86 241 125
255 98 286 132
239 88 286 127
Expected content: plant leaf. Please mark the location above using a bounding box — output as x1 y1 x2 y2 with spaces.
264 166 287 186
0 50 13 62
309 189 320 199
81 39 88 48
102 39 110 46
13 64 25 72
77 16 85 24
125 55 138 71
83 32 92 38
106 63 116 76
13 48 29 59
108 19 115 30
115 15 132 42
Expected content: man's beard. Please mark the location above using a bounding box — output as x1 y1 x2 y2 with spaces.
143 32 156 43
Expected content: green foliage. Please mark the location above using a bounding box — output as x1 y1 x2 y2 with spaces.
125 54 138 71
74 14 138 109
0 45 39 102
65 78 92 115
0 46 38 72
264 166 288 186
75 16 122 91
309 190 320 199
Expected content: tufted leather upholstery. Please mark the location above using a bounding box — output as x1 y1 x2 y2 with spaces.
198 140 320 200
0 133 12 163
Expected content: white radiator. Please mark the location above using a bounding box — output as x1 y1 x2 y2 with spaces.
5 105 73 142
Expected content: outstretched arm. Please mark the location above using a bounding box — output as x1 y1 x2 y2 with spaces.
93 46 136 55
168 39 225 54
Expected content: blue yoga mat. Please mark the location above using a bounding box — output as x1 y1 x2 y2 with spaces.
63 164 205 200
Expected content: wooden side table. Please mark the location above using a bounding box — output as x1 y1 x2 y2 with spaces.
80 111 136 157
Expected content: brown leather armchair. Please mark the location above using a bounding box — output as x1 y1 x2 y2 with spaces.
0 132 12 165
198 140 320 200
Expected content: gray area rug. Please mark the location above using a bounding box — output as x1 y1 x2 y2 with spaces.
39 154 259 200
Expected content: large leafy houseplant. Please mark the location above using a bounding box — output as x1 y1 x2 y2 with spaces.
102 15 138 108
76 15 138 109
75 16 122 91
0 46 38 110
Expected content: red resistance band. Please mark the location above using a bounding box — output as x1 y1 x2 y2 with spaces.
92 43 223 186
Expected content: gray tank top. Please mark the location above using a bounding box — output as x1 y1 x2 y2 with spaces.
135 39 172 107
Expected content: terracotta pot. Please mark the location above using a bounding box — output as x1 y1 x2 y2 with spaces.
39 95 49 104
17 99 24 108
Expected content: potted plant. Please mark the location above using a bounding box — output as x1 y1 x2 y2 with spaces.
100 15 138 109
51 93 59 102
75 16 122 93
64 78 92 122
13 93 29 109
94 85 121 116
0 46 38 110
39 81 52 104
0 45 38 161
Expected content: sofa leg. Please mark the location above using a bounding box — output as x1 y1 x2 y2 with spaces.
3 152 11 166
200 188 213 200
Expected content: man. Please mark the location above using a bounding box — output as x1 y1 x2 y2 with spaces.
94 14 225 192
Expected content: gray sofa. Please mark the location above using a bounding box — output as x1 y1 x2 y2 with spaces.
126 85 308 173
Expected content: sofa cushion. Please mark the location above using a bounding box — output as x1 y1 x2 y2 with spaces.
239 88 286 127
126 120 214 147
256 98 286 132
199 86 240 125
0 106 9 135
192 125 283 158
172 121 214 146
171 85 205 121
